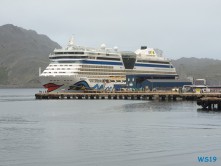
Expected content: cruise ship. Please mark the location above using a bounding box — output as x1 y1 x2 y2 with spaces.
39 37 178 92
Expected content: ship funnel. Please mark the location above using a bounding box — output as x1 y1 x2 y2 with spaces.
141 46 147 50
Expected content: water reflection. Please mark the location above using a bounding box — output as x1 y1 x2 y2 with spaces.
197 108 221 113
113 100 197 113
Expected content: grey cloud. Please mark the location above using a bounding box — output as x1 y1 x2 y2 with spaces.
0 0 221 59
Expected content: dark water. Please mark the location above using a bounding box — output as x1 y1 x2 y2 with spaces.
0 89 221 166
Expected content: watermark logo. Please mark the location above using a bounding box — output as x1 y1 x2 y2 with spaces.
198 156 217 163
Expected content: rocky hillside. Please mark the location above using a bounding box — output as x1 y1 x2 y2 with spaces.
172 57 221 85
0 24 61 87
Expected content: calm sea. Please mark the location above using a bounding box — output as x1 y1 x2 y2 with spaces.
0 89 221 166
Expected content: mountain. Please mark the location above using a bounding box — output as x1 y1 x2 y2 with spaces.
172 57 221 85
0 24 221 87
0 24 61 87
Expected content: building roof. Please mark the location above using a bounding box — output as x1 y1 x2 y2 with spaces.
146 79 191 83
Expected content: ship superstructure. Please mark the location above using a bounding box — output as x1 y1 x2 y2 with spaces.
39 37 177 92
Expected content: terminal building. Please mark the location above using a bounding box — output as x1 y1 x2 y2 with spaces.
126 74 192 90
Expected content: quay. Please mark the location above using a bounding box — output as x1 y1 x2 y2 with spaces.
35 91 221 101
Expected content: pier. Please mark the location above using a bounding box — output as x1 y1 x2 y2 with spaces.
35 91 221 101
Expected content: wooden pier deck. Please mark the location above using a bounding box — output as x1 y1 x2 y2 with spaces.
35 91 221 101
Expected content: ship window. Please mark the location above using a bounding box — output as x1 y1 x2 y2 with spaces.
97 57 120 61
54 52 84 55
50 56 88 59
137 60 170 64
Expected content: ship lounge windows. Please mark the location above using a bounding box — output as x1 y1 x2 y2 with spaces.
97 57 120 61
137 60 170 64
121 52 136 69
49 56 88 59
54 52 84 55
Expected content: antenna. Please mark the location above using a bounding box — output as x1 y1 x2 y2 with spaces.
39 67 41 76
68 34 75 46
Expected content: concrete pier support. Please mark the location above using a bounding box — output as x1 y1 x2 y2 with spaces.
113 95 117 99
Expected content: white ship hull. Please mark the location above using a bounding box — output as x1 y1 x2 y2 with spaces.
39 37 178 92
39 74 119 92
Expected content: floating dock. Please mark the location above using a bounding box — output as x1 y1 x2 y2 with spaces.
35 91 221 101
197 97 221 110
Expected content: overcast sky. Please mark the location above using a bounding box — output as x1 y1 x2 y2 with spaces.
0 0 221 59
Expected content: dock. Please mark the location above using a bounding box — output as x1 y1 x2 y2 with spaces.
35 91 221 101
197 97 221 110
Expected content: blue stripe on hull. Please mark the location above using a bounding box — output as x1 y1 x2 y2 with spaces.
83 60 172 68
56 60 172 68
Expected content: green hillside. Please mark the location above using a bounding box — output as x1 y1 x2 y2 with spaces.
0 24 61 87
